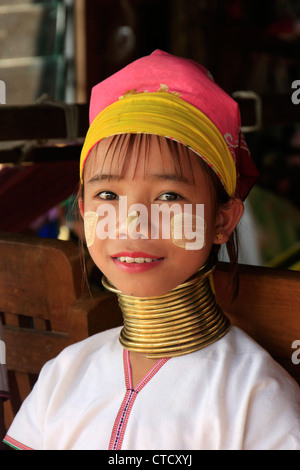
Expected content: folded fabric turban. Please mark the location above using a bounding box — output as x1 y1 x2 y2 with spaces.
80 49 259 200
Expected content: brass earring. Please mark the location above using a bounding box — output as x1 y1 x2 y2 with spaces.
216 232 224 241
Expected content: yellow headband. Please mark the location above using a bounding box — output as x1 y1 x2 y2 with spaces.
79 92 237 197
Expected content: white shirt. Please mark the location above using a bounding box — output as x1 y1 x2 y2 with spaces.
4 326 300 450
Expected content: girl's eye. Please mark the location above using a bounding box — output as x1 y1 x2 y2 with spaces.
157 192 182 202
97 191 118 200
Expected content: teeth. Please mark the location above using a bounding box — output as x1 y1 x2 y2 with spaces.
116 256 158 263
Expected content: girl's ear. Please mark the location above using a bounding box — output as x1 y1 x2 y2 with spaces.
78 196 84 219
213 198 244 244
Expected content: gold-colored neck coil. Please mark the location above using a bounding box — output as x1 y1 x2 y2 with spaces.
101 259 230 358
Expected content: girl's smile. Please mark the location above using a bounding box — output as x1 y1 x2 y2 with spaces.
111 251 164 273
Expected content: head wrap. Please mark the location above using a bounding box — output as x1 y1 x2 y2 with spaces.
80 50 258 200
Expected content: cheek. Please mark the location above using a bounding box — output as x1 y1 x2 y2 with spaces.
84 211 98 247
170 213 206 251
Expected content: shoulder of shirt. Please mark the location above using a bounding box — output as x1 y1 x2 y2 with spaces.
41 326 123 372
199 325 299 386
185 325 286 375
219 325 268 356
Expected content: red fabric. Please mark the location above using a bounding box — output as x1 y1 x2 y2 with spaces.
0 161 79 232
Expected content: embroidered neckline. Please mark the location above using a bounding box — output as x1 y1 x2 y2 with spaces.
108 350 169 450
124 349 169 392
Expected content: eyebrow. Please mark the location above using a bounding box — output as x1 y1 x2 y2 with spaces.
87 173 193 185
87 174 119 184
150 174 192 185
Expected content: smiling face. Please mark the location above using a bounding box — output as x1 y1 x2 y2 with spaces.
79 134 243 297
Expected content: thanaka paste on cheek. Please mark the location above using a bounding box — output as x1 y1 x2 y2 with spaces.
170 213 206 250
126 210 139 238
84 211 98 247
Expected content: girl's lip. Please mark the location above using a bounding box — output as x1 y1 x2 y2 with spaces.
111 251 162 259
112 258 163 273
111 252 164 274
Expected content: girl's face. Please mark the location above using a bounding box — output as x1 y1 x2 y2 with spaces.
81 135 225 297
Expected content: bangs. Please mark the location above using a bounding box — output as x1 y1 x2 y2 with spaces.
82 133 230 212
83 133 197 184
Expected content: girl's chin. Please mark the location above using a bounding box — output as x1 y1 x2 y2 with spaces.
112 283 171 298
108 276 185 298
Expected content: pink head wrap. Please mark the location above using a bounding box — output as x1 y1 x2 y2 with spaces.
80 50 258 200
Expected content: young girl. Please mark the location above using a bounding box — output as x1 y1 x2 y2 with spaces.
4 50 300 450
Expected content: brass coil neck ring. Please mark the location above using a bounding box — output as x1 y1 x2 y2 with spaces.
102 259 230 358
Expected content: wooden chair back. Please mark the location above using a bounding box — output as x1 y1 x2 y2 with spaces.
214 262 300 385
0 233 122 430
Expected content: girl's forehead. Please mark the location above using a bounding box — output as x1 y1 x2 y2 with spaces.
83 134 199 183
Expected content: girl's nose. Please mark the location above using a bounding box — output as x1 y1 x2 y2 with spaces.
116 197 153 240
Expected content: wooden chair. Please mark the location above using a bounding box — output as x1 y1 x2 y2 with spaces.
214 262 300 385
0 232 122 431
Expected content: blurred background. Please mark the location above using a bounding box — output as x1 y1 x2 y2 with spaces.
0 0 300 269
